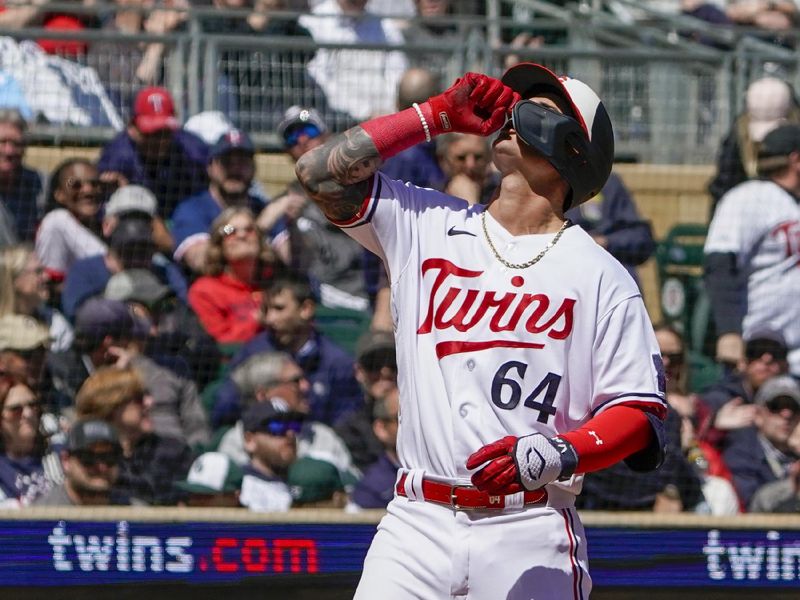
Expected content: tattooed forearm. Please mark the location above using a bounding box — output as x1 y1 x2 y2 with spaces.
295 126 382 221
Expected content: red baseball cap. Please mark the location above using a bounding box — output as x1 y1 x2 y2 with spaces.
133 87 179 134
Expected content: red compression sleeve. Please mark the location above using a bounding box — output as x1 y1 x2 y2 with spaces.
559 405 655 474
360 103 435 160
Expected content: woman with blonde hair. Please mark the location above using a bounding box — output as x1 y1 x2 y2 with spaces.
188 206 281 344
76 366 192 505
0 244 72 351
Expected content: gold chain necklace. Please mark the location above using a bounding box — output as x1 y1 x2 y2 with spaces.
481 210 569 270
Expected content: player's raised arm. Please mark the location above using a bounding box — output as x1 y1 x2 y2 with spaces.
295 73 520 222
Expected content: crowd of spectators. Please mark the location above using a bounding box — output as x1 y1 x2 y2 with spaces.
0 0 799 515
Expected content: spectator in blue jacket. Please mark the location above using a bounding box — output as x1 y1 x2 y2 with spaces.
171 129 283 274
61 185 187 320
722 375 800 509
350 386 399 510
96 87 208 219
212 273 361 428
565 171 655 288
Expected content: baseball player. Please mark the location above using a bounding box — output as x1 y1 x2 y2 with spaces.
705 124 800 375
296 63 667 599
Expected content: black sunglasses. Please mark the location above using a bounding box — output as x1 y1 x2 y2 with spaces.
661 352 685 365
73 449 120 468
765 396 800 415
65 177 102 192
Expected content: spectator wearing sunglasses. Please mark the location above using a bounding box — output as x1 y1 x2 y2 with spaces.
172 130 286 274
34 419 130 507
0 381 62 507
239 399 304 512
75 366 193 506
700 334 790 454
722 375 800 510
217 351 357 483
35 158 106 283
266 107 370 311
188 206 282 345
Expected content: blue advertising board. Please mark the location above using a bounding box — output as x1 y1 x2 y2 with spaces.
0 519 798 588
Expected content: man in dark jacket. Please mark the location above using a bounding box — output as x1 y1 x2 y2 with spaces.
212 274 361 427
97 87 208 219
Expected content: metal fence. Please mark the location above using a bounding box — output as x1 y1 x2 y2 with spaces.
1 0 799 162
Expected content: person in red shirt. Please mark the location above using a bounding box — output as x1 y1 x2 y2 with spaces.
188 206 278 345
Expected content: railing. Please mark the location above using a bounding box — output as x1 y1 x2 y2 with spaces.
0 1 798 161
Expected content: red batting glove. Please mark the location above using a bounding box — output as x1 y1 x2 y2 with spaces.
426 73 520 137
465 435 524 495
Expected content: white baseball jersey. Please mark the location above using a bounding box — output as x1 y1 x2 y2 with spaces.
705 179 800 372
339 174 666 501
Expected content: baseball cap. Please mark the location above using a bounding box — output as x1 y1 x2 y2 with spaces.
67 420 120 452
109 217 154 249
0 314 50 352
242 399 305 434
104 185 157 219
74 297 146 339
759 123 800 159
754 375 800 409
746 77 793 143
104 269 171 307
209 129 255 161
175 452 244 495
184 110 234 145
355 329 396 368
133 87 179 134
745 332 788 362
287 457 345 505
277 106 326 146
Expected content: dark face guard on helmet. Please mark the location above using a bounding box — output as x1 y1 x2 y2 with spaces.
510 99 608 211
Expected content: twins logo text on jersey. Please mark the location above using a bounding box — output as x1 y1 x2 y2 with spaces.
417 258 576 358
772 220 800 259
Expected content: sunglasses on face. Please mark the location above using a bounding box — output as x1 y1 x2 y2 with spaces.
65 177 101 192
283 124 321 148
73 449 120 468
765 396 800 416
220 223 256 238
661 352 684 365
257 419 303 437
2 399 40 418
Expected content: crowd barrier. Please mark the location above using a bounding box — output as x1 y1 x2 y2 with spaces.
1 507 798 598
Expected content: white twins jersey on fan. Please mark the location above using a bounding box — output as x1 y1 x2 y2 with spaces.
340 174 665 494
705 179 800 371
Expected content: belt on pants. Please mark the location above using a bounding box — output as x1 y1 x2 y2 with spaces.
395 472 547 510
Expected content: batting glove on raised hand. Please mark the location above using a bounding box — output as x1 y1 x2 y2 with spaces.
466 434 578 495
427 73 520 138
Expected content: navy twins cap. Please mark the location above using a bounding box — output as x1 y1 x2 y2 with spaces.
209 129 254 160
